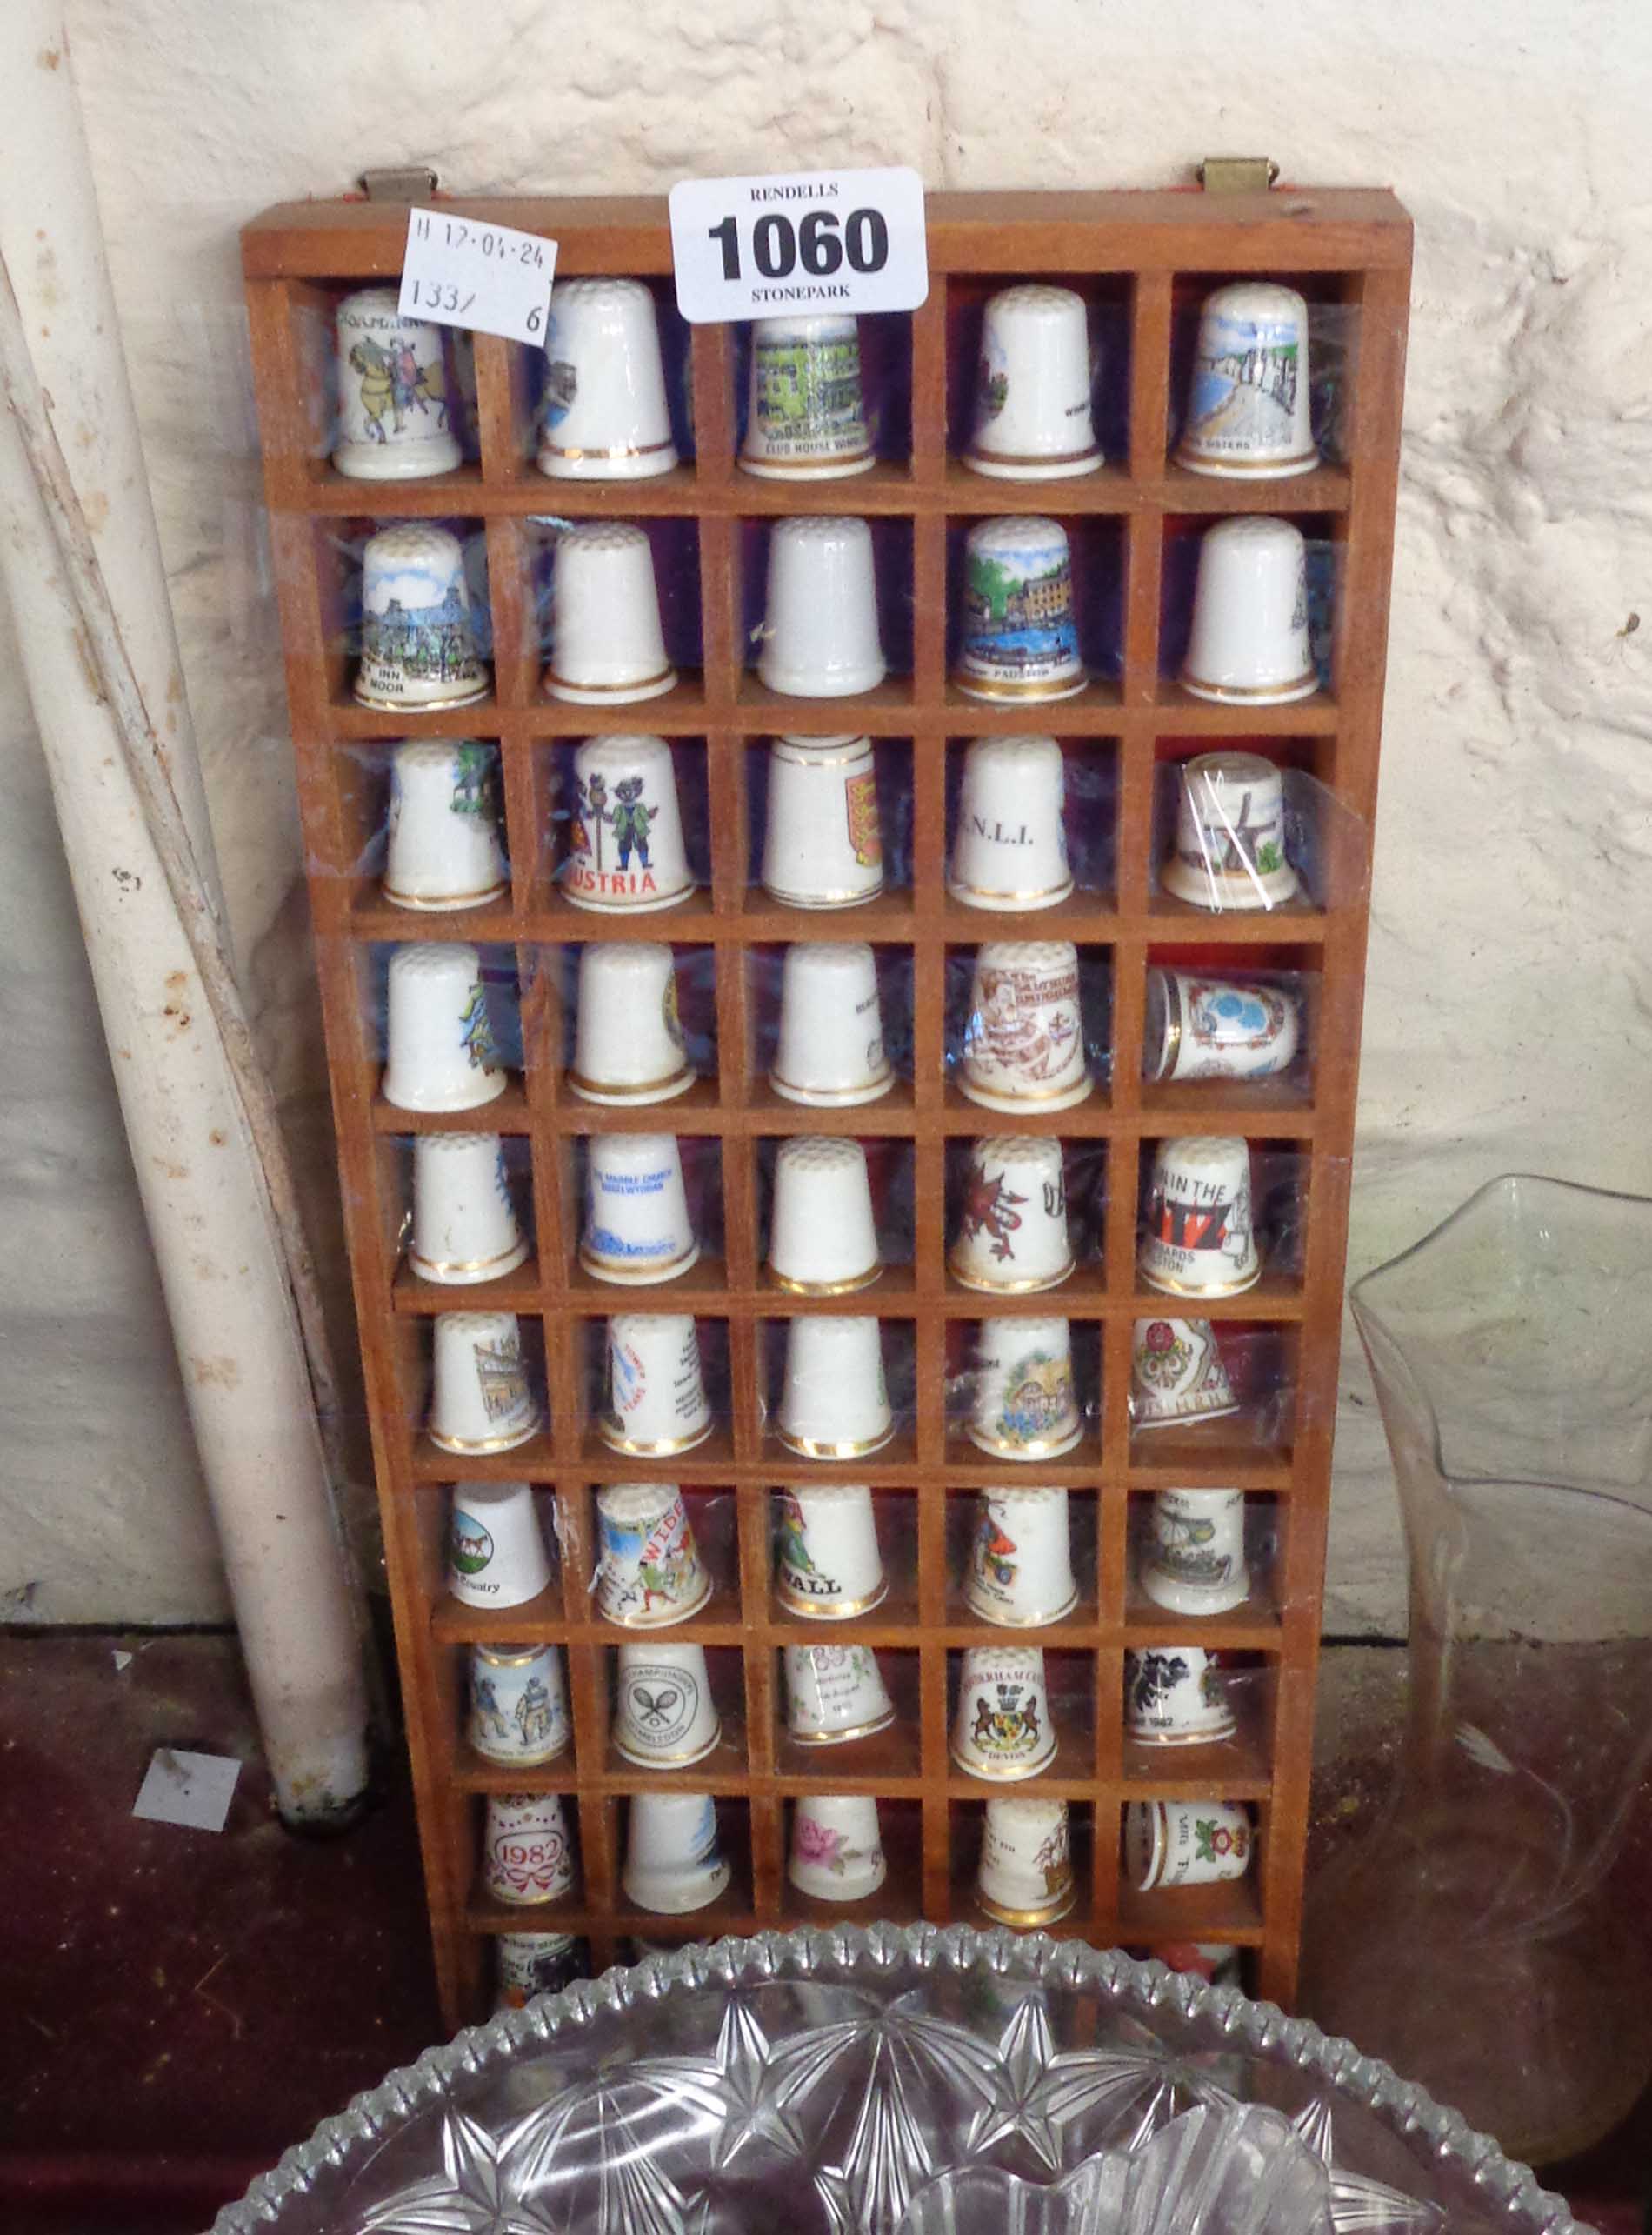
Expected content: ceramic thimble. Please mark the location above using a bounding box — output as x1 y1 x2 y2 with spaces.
409 1133 528 1286
1176 282 1316 480
949 1136 1073 1294
1182 517 1316 704
758 517 886 698
580 1133 698 1285
771 943 894 1107
951 1645 1057 1781
1142 1487 1250 1615
564 734 694 913
968 1317 1082 1460
789 1794 887 1900
382 943 507 1114
769 1137 881 1295
742 314 873 479
949 736 1072 911
495 1931 583 2010
614 1640 722 1766
429 1312 542 1454
955 517 1084 702
383 739 507 911
783 1642 895 1745
333 289 461 480
1126 1798 1252 1889
623 1791 730 1913
601 1314 712 1457
761 734 884 908
356 524 488 711
570 943 694 1104
1162 751 1299 912
536 277 678 482
1129 1318 1239 1431
1139 1136 1260 1298
965 285 1102 481
776 1317 893 1458
965 1486 1078 1626
775 1484 887 1618
596 1482 711 1627
1125 1645 1236 1747
468 1642 570 1765
447 1482 551 1609
976 1795 1075 1926
1144 968 1301 1083
960 941 1091 1114
545 523 676 704
483 1791 576 1907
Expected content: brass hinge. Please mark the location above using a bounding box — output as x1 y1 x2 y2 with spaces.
1197 157 1279 193
359 166 439 202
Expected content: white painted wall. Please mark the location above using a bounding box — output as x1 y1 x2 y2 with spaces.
5 0 1649 1627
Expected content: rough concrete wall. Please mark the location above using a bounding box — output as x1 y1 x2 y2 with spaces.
4 0 1649 1625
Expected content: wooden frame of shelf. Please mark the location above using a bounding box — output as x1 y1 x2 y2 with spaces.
243 183 1410 2032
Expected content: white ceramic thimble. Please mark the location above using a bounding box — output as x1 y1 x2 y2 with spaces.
545 524 676 705
468 1643 570 1765
1125 1645 1236 1747
1144 968 1301 1083
1142 1488 1250 1616
1162 751 1299 912
961 941 1091 1114
761 734 884 908
1176 282 1316 480
409 1134 529 1287
967 1317 1082 1461
976 1794 1075 1926
483 1791 576 1907
596 1482 711 1627
1129 1318 1239 1432
949 1136 1073 1294
964 285 1102 481
954 518 1084 703
776 1317 894 1458
775 1484 887 1617
564 734 694 913
383 739 507 911
536 277 677 482
771 943 894 1107
382 943 507 1114
623 1791 730 1913
951 1645 1057 1781
1126 1797 1253 1889
430 1312 542 1454
333 288 462 480
949 736 1072 911
788 1794 887 1901
494 1931 582 2010
1139 1136 1260 1298
964 1486 1078 1626
768 1137 881 1295
741 315 874 480
758 517 887 697
447 1482 551 1609
356 524 488 711
1182 517 1316 705
783 1641 895 1744
570 944 694 1104
580 1134 699 1285
601 1314 712 1457
614 1640 722 1766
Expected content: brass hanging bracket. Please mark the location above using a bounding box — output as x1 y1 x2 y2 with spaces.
359 167 439 202
1197 157 1280 192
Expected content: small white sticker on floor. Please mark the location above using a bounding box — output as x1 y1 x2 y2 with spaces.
132 1748 242 1833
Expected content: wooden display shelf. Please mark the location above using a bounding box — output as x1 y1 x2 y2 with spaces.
244 183 1409 2032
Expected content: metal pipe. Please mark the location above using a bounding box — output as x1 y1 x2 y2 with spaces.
0 0 371 1825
